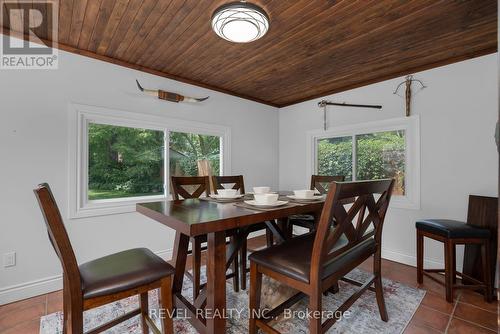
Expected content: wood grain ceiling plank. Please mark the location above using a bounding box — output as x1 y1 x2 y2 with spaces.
2 1 10 29
87 0 117 51
275 33 497 106
264 0 498 99
162 0 304 75
220 0 437 88
109 0 155 58
32 0 47 39
137 0 200 66
77 0 102 49
258 20 497 105
119 0 172 62
2 1 20 32
94 0 129 53
67 0 88 46
101 0 142 55
170 0 336 78
128 0 190 64
143 0 218 69
58 0 74 44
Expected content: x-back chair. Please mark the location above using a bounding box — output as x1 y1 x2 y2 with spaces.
249 179 394 334
34 183 174 334
212 175 274 290
289 175 345 233
170 176 240 299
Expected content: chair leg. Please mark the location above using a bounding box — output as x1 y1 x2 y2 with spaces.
444 240 454 303
160 277 174 334
266 228 273 247
240 238 247 290
231 236 240 292
249 262 262 334
451 243 456 284
140 292 149 333
66 295 84 334
374 250 388 321
309 291 322 334
192 237 201 300
481 240 493 302
62 279 69 334
416 229 424 284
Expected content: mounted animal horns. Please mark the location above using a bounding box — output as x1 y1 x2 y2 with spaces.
136 80 209 103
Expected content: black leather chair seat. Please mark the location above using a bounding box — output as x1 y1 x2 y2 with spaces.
288 215 315 230
415 219 490 239
249 233 376 283
80 248 175 299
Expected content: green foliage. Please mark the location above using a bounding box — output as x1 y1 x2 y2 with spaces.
317 131 405 194
169 132 221 177
88 124 222 200
88 124 164 199
317 136 353 180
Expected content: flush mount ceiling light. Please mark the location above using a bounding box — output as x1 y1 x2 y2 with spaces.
211 1 269 43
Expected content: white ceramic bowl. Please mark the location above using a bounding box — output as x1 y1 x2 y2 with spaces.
293 190 315 199
253 186 271 194
217 189 238 198
254 193 279 204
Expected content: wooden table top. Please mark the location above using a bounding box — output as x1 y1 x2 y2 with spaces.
137 195 324 236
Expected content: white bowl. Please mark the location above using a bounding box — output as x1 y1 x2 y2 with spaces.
217 189 238 198
253 186 271 194
254 193 279 204
293 189 315 199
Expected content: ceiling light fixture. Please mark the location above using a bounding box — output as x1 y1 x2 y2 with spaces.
211 1 269 43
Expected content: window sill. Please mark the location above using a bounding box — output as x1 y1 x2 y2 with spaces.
70 195 167 219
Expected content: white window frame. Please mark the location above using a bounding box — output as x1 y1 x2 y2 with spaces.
306 116 420 209
68 103 231 218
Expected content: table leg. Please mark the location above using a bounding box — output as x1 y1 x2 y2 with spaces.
206 231 227 334
172 232 189 294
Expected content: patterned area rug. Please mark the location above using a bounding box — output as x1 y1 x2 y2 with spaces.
40 268 424 333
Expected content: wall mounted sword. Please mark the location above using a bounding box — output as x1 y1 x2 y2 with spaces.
136 80 209 103
318 100 382 130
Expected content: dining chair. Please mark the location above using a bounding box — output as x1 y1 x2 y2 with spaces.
289 175 345 233
34 183 174 334
212 175 273 290
249 179 395 334
171 176 240 299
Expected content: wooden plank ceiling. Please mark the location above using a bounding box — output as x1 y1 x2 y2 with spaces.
2 0 497 107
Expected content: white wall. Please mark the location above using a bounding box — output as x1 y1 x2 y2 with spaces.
279 54 498 269
0 46 279 304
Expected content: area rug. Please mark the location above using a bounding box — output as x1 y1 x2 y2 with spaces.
40 268 424 334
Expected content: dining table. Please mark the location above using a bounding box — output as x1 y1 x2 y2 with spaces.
136 192 325 334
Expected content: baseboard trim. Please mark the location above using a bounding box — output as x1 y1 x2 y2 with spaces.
382 247 443 269
0 248 173 306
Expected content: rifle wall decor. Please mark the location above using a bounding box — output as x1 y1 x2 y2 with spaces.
393 75 426 117
136 80 209 103
318 100 382 130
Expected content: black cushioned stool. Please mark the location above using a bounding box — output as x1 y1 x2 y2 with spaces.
416 219 493 303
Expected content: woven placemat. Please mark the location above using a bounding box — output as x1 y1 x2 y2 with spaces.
199 196 246 204
233 202 299 211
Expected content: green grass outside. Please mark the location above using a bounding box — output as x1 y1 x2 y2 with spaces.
88 189 162 200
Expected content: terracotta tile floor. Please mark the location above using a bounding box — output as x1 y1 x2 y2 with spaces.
0 236 497 333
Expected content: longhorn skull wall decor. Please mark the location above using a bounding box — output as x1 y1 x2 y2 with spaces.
136 80 209 103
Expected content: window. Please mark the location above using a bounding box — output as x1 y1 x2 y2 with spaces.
69 104 230 218
308 116 419 209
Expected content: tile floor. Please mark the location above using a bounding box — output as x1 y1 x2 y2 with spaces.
0 236 497 333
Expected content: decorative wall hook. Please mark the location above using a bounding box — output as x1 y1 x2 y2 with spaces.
136 80 209 103
393 75 426 117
